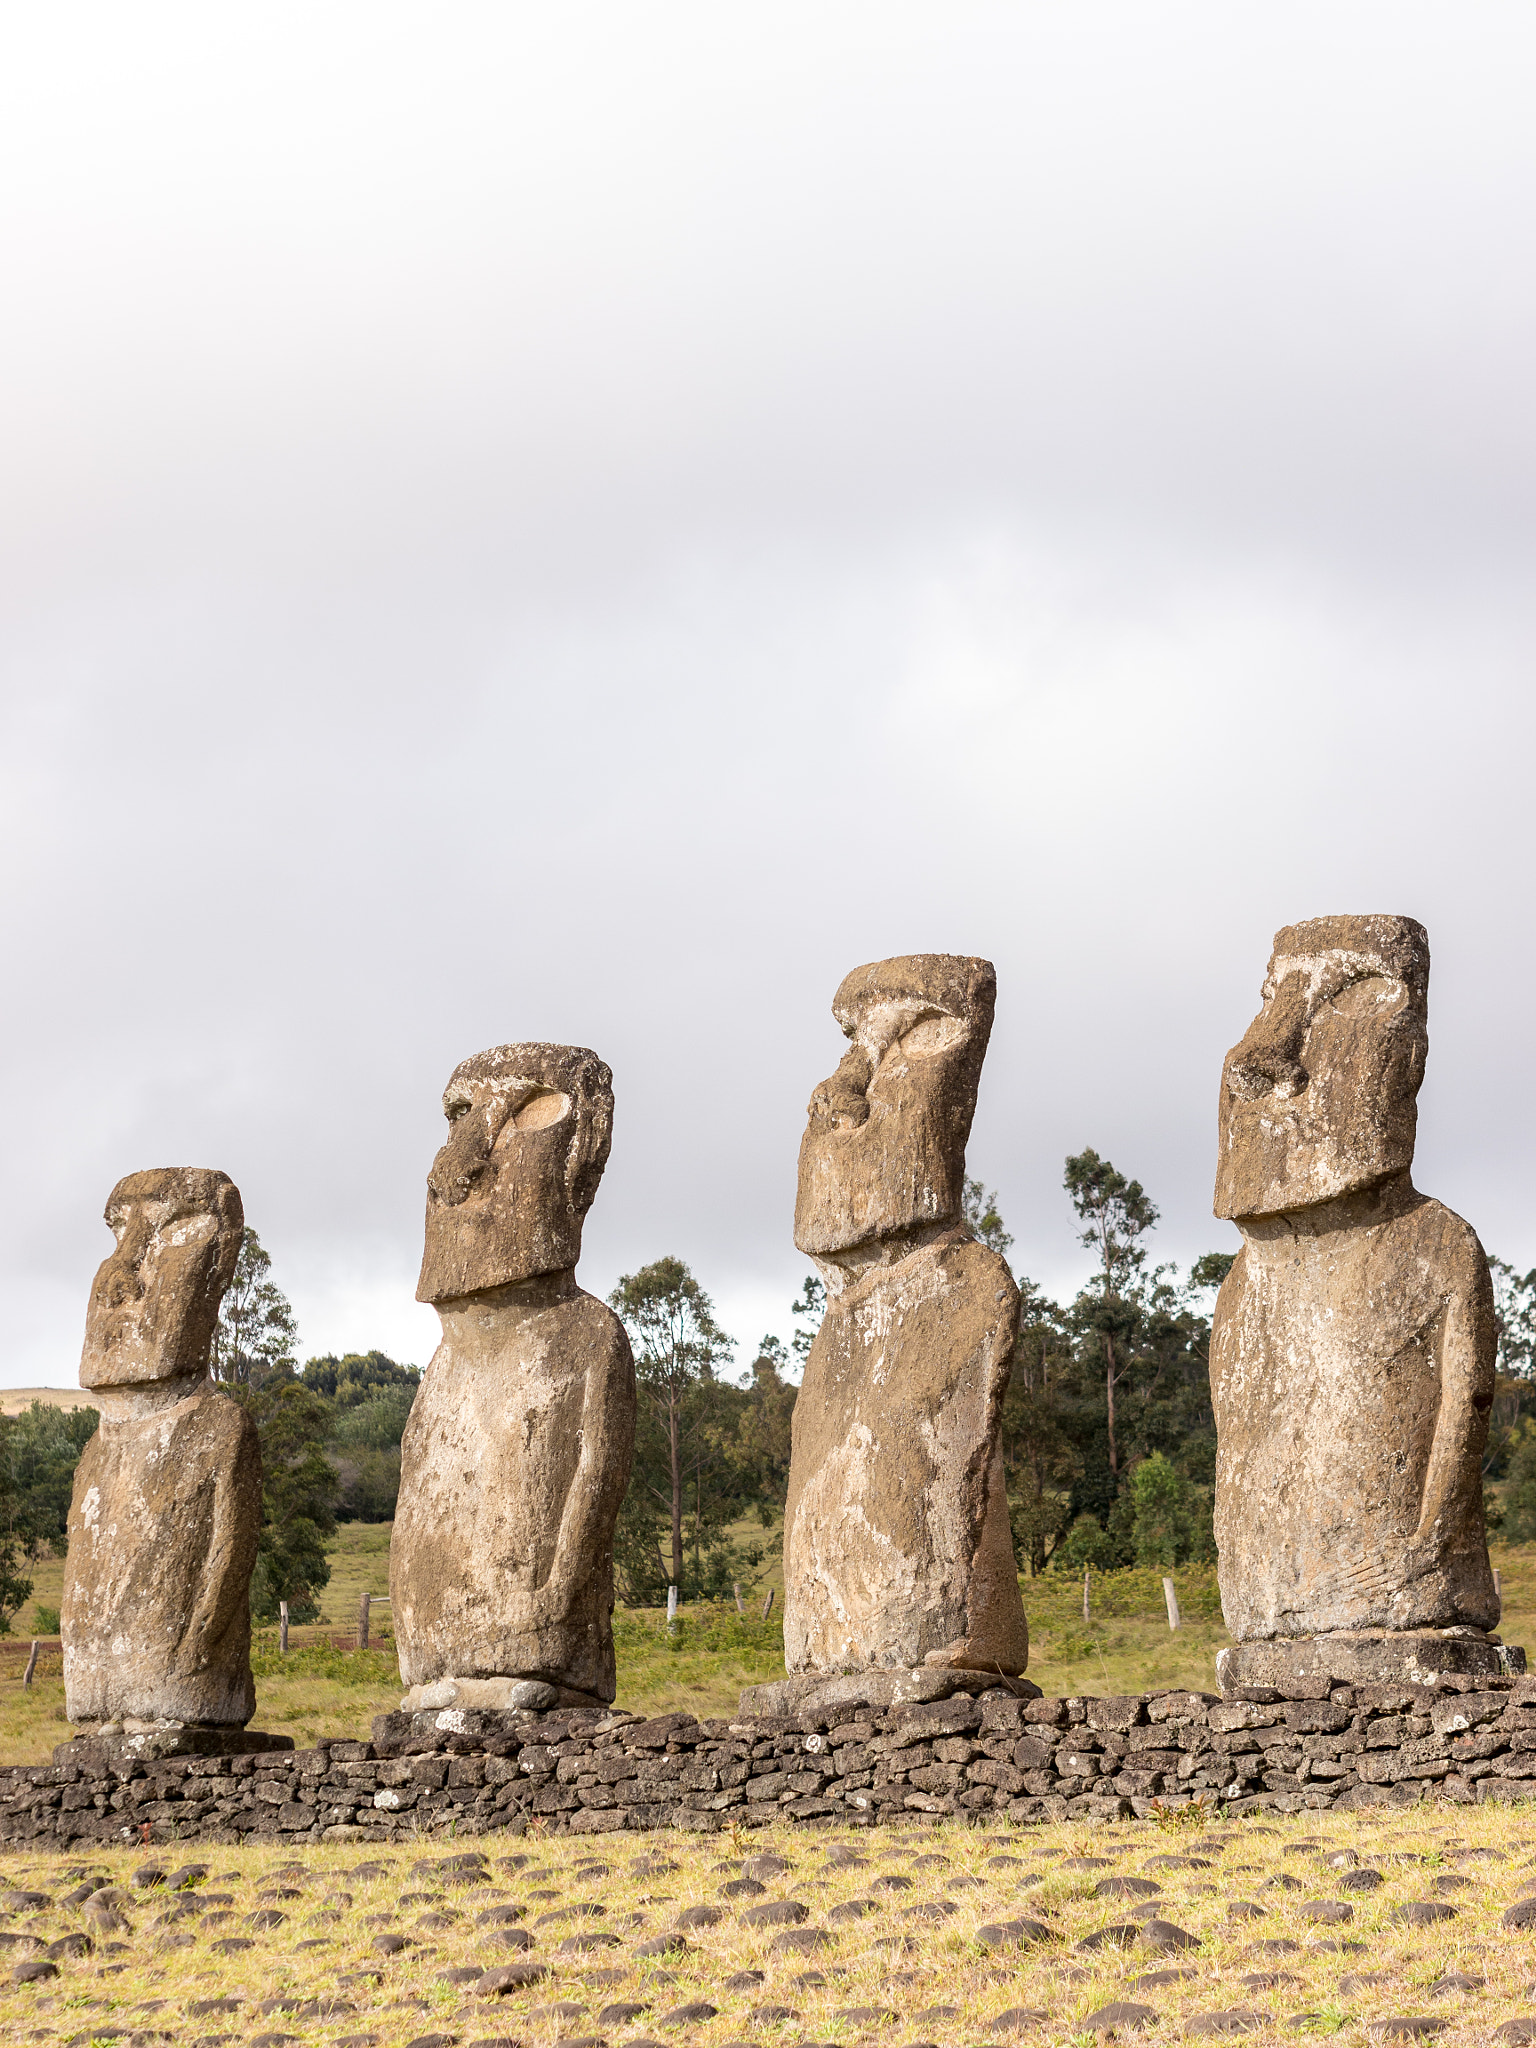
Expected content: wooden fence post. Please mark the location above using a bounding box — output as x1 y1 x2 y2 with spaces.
279 1601 289 1654
732 1583 744 1617
1082 1567 1091 1625
358 1593 371 1649
1163 1576 1182 1631
762 1588 775 1621
666 1586 678 1631
22 1640 39 1689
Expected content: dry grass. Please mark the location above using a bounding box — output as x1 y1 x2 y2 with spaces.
4 1801 1536 2045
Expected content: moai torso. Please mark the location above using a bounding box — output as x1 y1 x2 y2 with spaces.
392 1284 634 1700
64 1388 260 1725
1210 916 1498 1645
390 1043 636 1705
782 956 1028 1678
61 1168 259 1727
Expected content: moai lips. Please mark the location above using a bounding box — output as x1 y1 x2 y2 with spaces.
393 1043 636 1707
63 1168 262 1728
783 955 1028 1681
1210 916 1502 1675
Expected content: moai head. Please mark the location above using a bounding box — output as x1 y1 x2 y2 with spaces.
417 1042 614 1303
794 954 996 1259
1215 914 1430 1221
81 1168 245 1390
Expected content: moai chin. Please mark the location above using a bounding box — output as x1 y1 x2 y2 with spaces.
391 1043 637 1710
62 1168 263 1733
1210 914 1511 1691
781 955 1028 1690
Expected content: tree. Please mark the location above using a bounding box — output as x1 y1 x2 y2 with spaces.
211 1229 299 1386
1125 1450 1214 1569
300 1351 420 1520
790 1274 826 1365
5 1401 100 1558
238 1370 340 1623
963 1178 1014 1258
735 1339 798 1517
1063 1149 1159 1478
0 1415 35 1631
610 1257 737 1593
999 1279 1079 1574
1486 1258 1536 1478
1190 1251 1236 1292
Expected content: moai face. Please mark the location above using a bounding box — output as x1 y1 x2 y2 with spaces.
80 1168 245 1390
794 955 996 1259
417 1042 614 1303
1215 914 1430 1221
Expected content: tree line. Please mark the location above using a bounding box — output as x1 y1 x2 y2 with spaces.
5 1163 1536 1631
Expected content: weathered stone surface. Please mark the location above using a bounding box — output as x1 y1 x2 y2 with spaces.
783 956 1027 1679
62 1168 261 1729
1211 917 1504 1663
1218 1632 1521 1693
737 1667 1039 1718
393 1043 636 1705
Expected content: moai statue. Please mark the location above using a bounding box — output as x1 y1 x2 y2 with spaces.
1210 915 1513 1690
778 954 1027 1698
61 1169 267 1746
391 1044 637 1710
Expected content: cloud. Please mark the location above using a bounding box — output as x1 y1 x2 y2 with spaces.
3 4 1535 1379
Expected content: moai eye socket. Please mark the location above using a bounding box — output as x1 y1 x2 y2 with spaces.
512 1089 571 1131
896 1014 966 1057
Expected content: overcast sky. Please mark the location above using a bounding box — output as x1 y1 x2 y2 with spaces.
3 4 1535 1386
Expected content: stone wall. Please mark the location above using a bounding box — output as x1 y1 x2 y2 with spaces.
6 1676 1536 1850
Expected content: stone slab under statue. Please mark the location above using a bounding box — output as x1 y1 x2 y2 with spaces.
765 954 1028 1715
56 1168 291 1767
1210 915 1520 1692
391 1043 636 1710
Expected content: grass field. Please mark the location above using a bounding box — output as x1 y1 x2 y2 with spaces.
5 1530 1536 1767
4 1799 1536 2047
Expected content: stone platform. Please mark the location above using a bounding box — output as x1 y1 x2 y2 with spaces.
738 1667 1042 1718
1216 1629 1526 1693
53 1724 294 1771
6 1669 1536 1847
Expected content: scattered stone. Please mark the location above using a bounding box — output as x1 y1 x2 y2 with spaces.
1082 2003 1158 2033
1139 1920 1199 1952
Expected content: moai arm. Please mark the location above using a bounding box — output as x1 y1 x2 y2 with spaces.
543 1312 636 1616
1411 1237 1495 1562
180 1405 261 1671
